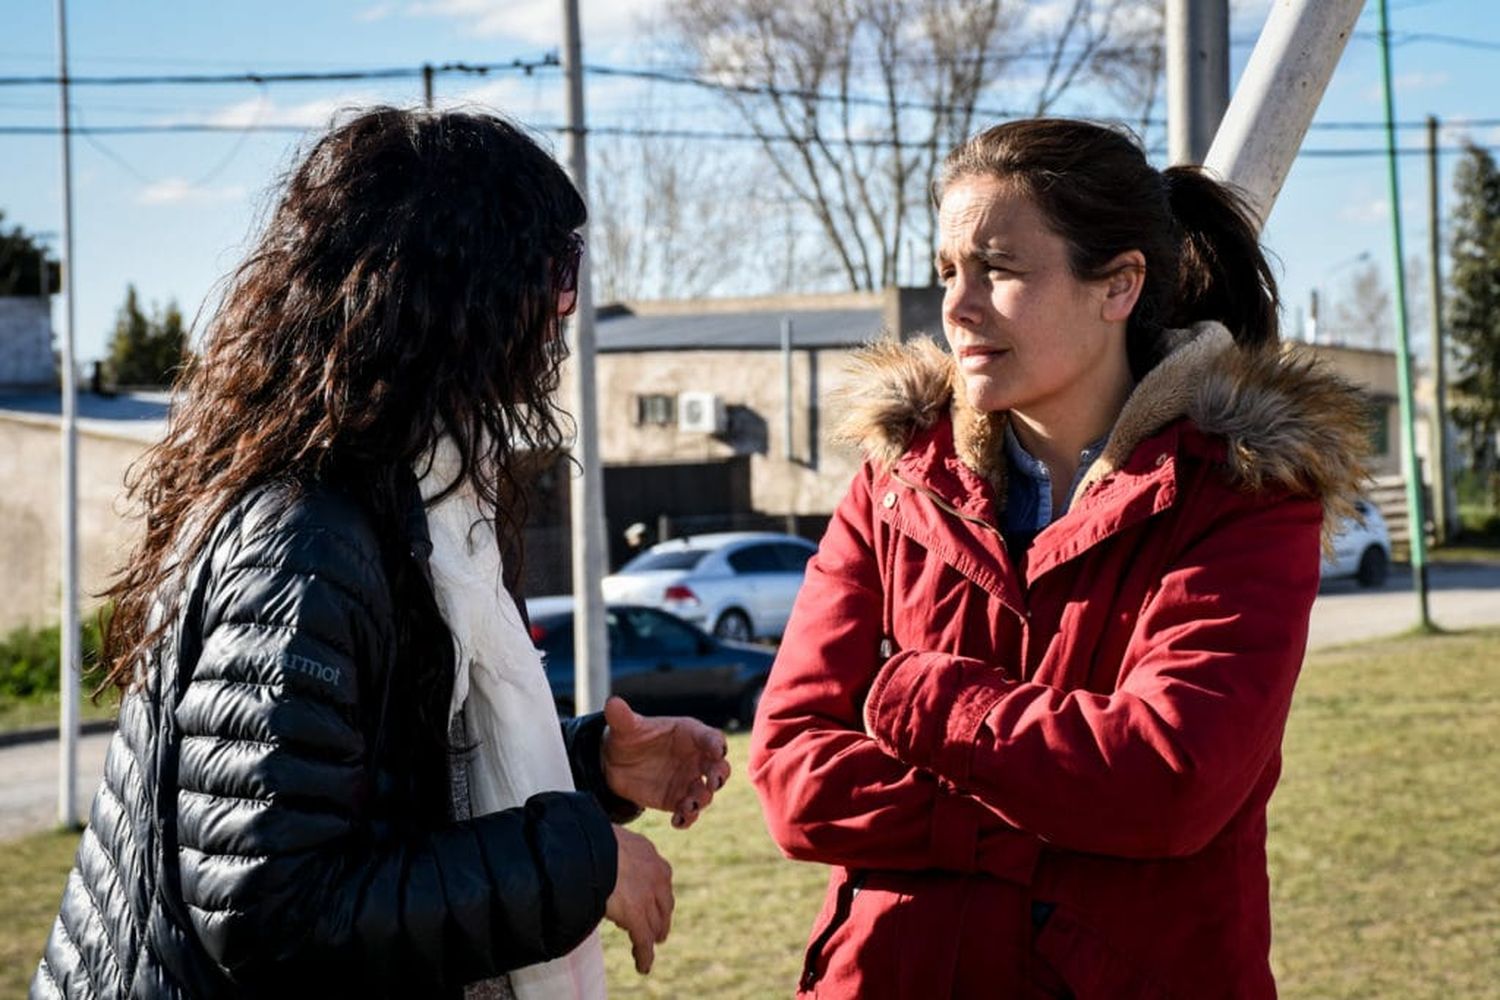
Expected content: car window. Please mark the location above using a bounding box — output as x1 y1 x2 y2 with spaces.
773 542 815 572
621 608 702 658
621 549 711 572
535 612 625 661
727 544 781 574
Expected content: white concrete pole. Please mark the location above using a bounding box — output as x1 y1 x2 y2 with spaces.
55 0 81 830
1204 0 1367 228
1167 0 1230 165
562 0 611 715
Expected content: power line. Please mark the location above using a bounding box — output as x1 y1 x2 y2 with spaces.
1 55 1492 136
0 56 560 88
2 118 1494 160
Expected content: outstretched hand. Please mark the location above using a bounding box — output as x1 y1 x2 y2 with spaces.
602 696 731 829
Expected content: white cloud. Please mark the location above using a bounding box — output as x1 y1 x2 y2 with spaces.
1365 71 1451 102
138 179 248 206
405 0 663 46
356 2 397 22
1340 197 1389 224
160 92 387 131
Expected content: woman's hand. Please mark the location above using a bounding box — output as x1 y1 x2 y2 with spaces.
606 826 674 974
601 696 731 829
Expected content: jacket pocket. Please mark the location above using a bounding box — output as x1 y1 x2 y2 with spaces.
799 870 866 993
1034 908 1176 1000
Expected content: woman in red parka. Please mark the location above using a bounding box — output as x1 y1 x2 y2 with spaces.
750 118 1372 998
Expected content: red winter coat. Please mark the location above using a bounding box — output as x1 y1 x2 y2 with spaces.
750 324 1370 999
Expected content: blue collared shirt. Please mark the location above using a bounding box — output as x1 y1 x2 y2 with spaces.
1002 423 1110 546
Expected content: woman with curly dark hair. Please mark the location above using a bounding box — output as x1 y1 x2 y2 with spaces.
33 106 729 1000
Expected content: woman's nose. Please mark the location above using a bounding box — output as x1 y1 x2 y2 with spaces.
943 270 983 330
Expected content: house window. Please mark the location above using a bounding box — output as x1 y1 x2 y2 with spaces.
636 393 676 426
1369 400 1391 456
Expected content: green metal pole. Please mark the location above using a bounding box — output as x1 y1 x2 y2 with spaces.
1376 0 1433 629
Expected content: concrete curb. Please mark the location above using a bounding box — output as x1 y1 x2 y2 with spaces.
0 718 116 749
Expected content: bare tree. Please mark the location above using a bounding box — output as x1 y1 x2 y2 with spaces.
590 131 774 302
661 0 1166 292
1329 261 1394 349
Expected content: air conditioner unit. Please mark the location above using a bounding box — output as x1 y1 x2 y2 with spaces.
678 391 727 434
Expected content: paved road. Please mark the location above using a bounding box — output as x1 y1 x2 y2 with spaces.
1307 560 1500 650
0 730 110 842
2 562 1495 843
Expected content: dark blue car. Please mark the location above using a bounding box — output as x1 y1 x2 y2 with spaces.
525 596 775 727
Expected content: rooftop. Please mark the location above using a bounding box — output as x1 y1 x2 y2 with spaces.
595 303 886 353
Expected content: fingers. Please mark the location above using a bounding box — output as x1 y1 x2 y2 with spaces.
632 857 673 973
706 755 732 792
670 774 713 828
631 933 655 974
656 872 675 944
604 695 641 736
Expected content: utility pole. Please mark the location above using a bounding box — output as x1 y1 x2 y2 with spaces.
1376 0 1433 629
54 0 82 830
1204 0 1366 229
422 63 434 110
1167 0 1230 165
561 0 610 714
781 317 794 462
1426 114 1453 543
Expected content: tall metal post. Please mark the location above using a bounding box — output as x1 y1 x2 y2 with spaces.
1167 0 1230 165
562 0 610 713
1204 0 1367 228
1376 0 1432 628
781 317 794 462
55 0 81 829
1426 115 1453 543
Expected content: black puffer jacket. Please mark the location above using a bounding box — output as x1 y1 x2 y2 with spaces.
32 477 622 998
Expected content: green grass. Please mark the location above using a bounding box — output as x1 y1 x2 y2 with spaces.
0 829 79 995
6 632 1500 998
0 694 118 733
1267 629 1500 998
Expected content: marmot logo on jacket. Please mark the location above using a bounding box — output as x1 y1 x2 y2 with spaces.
284 650 342 686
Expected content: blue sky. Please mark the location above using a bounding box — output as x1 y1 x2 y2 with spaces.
2 0 1498 363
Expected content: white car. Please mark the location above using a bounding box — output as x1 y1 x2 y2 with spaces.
601 532 818 642
1322 499 1392 588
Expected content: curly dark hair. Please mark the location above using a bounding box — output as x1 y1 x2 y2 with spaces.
101 106 586 702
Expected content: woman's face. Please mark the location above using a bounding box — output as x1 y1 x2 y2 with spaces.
937 175 1131 419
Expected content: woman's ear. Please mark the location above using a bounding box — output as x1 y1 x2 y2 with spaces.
1100 250 1146 323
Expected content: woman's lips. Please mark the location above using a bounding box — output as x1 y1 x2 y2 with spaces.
957 345 1008 371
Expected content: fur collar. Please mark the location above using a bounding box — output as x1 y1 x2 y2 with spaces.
834 321 1372 538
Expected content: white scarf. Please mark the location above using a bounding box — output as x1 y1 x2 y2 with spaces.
418 440 609 1000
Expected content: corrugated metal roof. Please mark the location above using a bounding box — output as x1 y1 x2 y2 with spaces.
595 307 886 353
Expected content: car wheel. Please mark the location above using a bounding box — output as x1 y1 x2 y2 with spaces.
714 609 753 642
737 680 765 729
1356 546 1389 588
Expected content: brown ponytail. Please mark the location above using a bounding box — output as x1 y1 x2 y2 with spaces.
1162 165 1279 349
938 119 1281 379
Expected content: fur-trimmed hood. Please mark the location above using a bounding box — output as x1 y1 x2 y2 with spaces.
834 321 1373 538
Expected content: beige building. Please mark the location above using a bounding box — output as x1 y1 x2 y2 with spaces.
0 289 1427 630
584 289 1408 550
